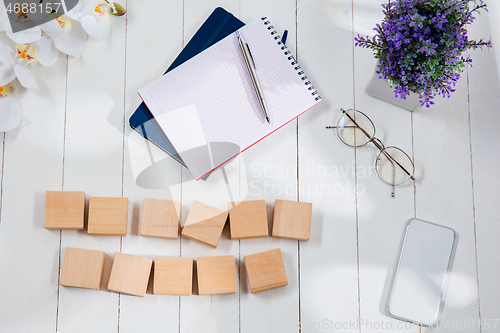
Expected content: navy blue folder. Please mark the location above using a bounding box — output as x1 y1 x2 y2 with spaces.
129 8 245 166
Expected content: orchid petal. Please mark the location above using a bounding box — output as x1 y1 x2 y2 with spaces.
52 20 88 57
6 26 42 44
0 97 23 132
0 63 15 86
34 35 58 66
0 39 15 66
14 64 39 92
17 111 30 128
0 11 10 32
65 1 87 21
40 20 63 39
80 15 110 40
80 0 103 17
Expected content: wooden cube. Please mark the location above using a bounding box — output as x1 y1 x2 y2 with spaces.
60 247 105 290
197 255 236 295
45 191 85 230
228 200 268 239
244 248 288 293
181 200 228 248
140 199 180 239
107 252 153 297
153 256 193 295
272 199 312 241
88 197 128 236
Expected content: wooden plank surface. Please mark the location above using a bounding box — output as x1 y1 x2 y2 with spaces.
238 0 301 332
413 32 479 333
468 2 500 331
0 0 498 332
119 0 183 331
0 46 67 332
177 2 241 333
56 6 127 332
297 0 360 331
352 1 418 332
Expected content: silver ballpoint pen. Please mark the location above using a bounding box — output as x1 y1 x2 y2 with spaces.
236 30 270 124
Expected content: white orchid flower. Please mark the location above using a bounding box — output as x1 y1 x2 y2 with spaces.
0 40 39 92
0 4 42 44
66 0 111 40
66 0 125 40
0 82 29 132
40 16 88 58
0 3 87 58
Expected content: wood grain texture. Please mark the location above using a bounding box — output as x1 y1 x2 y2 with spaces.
181 200 228 248
228 200 268 239
44 191 85 230
87 197 128 236
140 198 180 239
272 199 312 241
107 252 153 297
297 0 361 331
154 256 193 296
0 43 67 332
468 2 500 328
57 4 126 331
60 247 106 290
0 0 497 332
238 0 301 331
179 3 241 332
119 0 184 330
413 34 480 333
244 248 288 293
352 1 419 332
197 255 237 295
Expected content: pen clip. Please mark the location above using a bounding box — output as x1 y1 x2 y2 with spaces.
238 30 256 70
245 43 257 69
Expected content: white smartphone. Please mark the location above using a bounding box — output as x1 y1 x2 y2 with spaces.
387 218 456 327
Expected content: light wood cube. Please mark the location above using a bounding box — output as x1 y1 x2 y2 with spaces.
60 247 105 290
181 200 228 248
44 191 85 230
244 248 288 293
197 255 236 295
88 197 128 236
228 200 268 239
272 199 312 241
140 199 180 239
153 256 193 295
107 252 153 297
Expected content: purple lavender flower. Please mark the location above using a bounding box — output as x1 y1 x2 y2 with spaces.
355 0 492 107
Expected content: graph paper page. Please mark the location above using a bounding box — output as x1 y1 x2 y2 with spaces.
139 17 320 179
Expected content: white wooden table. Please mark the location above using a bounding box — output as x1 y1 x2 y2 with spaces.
1 0 499 332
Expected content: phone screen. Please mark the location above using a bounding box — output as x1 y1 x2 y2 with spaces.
387 218 456 327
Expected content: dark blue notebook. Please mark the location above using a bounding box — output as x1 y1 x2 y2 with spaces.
129 7 245 166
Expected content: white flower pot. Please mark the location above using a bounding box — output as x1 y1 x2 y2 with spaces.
365 72 421 111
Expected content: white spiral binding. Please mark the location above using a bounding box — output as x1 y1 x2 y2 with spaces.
262 17 320 101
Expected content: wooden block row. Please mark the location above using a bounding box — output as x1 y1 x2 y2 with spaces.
46 191 312 243
61 248 288 295
182 199 312 247
44 191 129 236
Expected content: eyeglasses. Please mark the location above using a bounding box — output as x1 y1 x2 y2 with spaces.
326 108 415 197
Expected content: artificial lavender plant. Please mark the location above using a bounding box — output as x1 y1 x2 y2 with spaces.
355 0 492 107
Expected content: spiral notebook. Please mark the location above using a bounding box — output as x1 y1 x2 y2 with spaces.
139 17 321 180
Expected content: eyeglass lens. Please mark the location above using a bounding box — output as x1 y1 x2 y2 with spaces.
376 146 414 186
336 109 375 147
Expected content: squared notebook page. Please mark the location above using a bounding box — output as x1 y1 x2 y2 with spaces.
139 17 321 180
